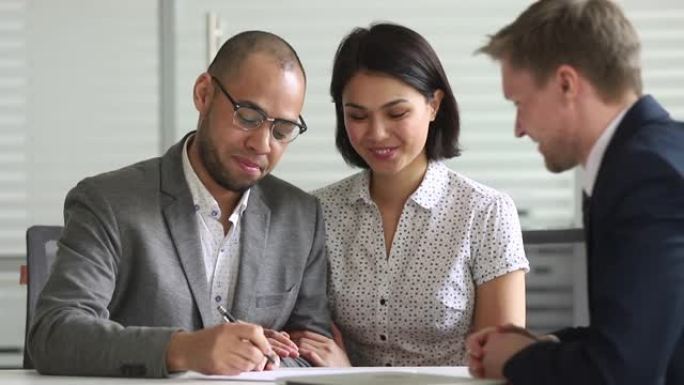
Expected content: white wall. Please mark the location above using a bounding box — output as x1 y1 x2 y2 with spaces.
0 0 159 367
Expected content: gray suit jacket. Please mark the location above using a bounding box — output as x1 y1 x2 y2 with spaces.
28 134 332 377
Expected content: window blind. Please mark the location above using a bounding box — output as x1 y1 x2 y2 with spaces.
0 0 27 256
0 0 160 257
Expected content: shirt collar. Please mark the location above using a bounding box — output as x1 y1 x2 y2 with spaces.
348 170 372 205
182 134 250 220
581 105 632 196
348 161 450 210
411 161 450 209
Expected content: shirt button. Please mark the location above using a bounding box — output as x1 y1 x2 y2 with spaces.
210 210 218 217
380 334 387 341
220 248 225 253
214 295 222 303
193 204 200 212
380 298 386 306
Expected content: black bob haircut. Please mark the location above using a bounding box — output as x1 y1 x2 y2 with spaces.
330 23 461 168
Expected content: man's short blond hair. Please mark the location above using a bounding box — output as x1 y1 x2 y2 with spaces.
478 0 642 102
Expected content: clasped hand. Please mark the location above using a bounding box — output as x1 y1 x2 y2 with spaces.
466 324 551 379
289 324 351 367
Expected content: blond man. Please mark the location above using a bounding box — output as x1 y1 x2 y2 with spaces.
467 1 684 384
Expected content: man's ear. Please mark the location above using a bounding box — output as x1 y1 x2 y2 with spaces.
193 72 214 113
429 89 445 121
556 65 579 99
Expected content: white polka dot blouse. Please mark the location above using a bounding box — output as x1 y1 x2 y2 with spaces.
313 161 529 366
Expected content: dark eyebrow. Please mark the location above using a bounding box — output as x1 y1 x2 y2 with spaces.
381 99 410 109
235 98 266 112
235 98 300 123
343 102 366 110
343 98 410 110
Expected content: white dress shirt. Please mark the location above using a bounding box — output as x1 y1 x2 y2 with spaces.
314 161 529 366
182 135 249 326
581 105 632 196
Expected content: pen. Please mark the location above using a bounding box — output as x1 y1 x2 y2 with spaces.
216 305 277 366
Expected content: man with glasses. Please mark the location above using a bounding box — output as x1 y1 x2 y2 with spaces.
28 31 331 377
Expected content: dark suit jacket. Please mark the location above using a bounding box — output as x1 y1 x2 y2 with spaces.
505 96 684 385
28 133 332 377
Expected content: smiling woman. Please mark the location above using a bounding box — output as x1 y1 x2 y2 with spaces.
340 72 441 182
288 23 529 368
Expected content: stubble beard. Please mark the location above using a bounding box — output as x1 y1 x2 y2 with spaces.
196 124 262 193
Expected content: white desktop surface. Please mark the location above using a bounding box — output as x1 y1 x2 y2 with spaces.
0 367 485 385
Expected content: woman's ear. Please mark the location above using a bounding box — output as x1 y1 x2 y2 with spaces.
429 89 445 121
193 73 214 114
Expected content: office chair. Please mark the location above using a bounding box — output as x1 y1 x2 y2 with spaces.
522 228 584 245
522 228 587 334
23 225 63 369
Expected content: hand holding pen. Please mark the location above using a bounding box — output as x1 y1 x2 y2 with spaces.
165 308 277 375
216 305 281 368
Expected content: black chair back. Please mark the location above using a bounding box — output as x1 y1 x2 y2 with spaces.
23 225 63 369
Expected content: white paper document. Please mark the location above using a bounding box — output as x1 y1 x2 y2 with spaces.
182 367 503 384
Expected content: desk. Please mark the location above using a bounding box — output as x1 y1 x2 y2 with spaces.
0 367 479 384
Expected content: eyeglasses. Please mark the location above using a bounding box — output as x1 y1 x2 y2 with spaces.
210 76 307 143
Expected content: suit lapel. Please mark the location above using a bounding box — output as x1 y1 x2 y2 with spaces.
160 133 212 327
592 95 670 216
232 183 270 321
586 96 670 315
